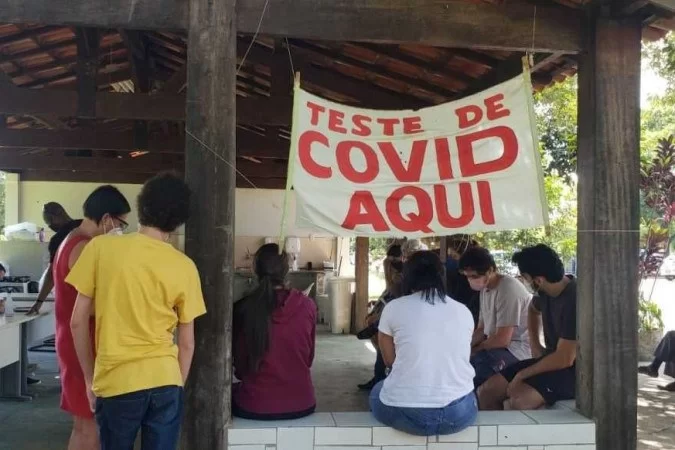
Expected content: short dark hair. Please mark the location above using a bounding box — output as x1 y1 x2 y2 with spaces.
401 250 446 304
83 185 131 222
387 244 402 258
43 202 67 217
137 172 191 233
458 247 496 274
0 263 6 273
511 244 564 282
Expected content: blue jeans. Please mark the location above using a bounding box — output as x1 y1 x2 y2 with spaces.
96 385 183 450
369 381 477 436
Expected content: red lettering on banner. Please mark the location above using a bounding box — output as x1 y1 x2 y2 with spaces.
306 101 326 126
434 183 475 228
336 141 379 183
342 191 390 231
403 117 423 134
455 105 482 129
378 140 427 182
376 118 400 136
352 115 372 137
485 94 510 121
456 126 518 177
328 109 347 134
298 130 332 179
434 138 453 180
385 186 434 233
477 181 496 224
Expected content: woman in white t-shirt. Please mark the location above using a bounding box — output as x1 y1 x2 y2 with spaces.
370 250 477 436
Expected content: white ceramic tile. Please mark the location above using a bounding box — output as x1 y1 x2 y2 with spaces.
475 411 535 425
479 426 497 446
315 447 379 450
228 446 266 450
528 447 544 450
315 427 372 445
498 424 595 446
478 447 526 450
373 427 427 446
554 400 576 410
545 446 596 450
382 447 426 450
229 429 277 445
522 410 593 425
332 412 384 427
231 413 336 428
428 444 478 450
277 428 313 450
438 426 478 443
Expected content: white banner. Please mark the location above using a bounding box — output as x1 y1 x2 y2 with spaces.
289 73 548 237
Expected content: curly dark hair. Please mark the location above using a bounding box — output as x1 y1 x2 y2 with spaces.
512 244 564 283
137 172 191 233
458 247 496 275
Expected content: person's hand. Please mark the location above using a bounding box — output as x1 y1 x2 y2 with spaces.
506 372 526 397
86 383 96 413
27 301 43 316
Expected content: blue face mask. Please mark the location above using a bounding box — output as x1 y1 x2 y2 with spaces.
446 258 459 272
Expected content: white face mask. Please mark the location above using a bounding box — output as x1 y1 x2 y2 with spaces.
103 218 123 236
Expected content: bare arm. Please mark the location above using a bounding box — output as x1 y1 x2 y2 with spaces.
28 266 54 315
471 319 486 347
474 326 515 352
71 293 95 386
527 304 545 357
378 332 396 368
514 338 576 381
177 321 196 383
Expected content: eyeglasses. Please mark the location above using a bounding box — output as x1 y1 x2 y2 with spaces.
115 217 129 232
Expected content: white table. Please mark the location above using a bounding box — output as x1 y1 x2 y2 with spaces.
0 312 52 401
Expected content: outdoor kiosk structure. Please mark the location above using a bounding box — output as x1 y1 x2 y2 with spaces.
0 1 672 449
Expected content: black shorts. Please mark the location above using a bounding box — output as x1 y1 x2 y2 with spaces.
499 358 575 405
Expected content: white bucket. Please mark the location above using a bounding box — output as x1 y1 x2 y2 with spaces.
328 277 355 334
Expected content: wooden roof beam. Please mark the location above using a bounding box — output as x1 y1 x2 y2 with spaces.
0 128 291 158
0 0 583 53
0 150 181 172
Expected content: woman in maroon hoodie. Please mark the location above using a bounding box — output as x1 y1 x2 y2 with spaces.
233 243 317 420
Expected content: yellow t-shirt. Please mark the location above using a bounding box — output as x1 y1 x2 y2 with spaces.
66 232 206 398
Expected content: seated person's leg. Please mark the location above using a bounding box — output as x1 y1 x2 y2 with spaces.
479 358 538 410
507 365 575 410
471 349 519 388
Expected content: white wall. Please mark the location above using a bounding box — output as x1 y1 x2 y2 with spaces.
10 181 336 268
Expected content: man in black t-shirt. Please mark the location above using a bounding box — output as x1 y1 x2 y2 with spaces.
478 244 577 410
27 203 82 315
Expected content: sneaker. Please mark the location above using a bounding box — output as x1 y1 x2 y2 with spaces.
357 377 384 391
658 382 675 392
638 365 659 378
27 377 41 385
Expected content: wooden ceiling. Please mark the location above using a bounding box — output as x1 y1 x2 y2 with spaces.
0 0 673 188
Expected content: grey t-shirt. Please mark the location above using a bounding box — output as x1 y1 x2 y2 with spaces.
480 275 532 360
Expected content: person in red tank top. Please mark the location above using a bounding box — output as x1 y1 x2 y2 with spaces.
54 185 130 450
233 243 317 420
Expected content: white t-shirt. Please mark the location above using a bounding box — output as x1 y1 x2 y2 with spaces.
378 291 475 408
479 275 532 361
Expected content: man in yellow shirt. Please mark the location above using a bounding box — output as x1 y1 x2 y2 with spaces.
68 173 206 450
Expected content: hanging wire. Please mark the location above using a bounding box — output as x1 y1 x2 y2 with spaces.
236 0 271 76
285 37 296 78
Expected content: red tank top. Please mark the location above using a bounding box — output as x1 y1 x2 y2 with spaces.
54 234 93 359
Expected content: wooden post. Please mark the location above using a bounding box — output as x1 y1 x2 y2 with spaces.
576 7 641 450
353 237 369 334
181 0 236 447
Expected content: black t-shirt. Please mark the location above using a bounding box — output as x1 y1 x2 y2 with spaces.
447 268 480 325
532 276 577 353
48 219 83 263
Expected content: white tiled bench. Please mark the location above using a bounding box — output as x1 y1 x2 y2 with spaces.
227 401 596 450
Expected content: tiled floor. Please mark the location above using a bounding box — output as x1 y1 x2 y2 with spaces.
0 333 674 449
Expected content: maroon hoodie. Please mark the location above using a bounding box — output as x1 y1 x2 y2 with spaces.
233 289 317 416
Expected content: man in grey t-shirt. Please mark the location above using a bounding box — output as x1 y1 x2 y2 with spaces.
459 248 532 387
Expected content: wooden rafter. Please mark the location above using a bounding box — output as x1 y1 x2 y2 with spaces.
0 0 583 52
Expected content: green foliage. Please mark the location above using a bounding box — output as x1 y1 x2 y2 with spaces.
639 294 665 332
